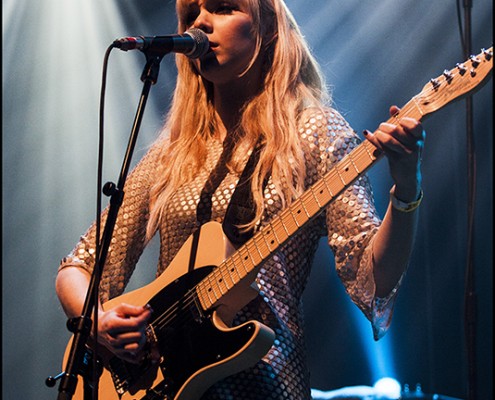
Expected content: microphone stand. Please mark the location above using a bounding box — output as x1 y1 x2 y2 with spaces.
462 1 477 400
53 50 165 400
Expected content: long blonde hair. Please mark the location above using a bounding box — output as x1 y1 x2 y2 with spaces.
146 0 330 239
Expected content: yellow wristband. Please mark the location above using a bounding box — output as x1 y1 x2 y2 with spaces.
390 186 423 212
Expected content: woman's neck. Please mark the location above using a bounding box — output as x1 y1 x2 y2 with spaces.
212 60 264 140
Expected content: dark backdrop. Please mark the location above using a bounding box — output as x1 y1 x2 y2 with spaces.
3 1 492 399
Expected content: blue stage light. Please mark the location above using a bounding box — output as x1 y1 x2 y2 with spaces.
373 377 402 399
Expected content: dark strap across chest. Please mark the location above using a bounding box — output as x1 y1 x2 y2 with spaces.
196 139 266 246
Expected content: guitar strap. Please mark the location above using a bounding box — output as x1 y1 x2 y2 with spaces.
195 137 267 246
222 138 268 246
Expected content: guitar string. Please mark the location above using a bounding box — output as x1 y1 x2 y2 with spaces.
146 50 491 340
148 244 260 333
149 94 446 335
148 142 377 334
148 214 298 333
149 102 427 333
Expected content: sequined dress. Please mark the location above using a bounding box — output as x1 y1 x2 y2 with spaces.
60 107 402 400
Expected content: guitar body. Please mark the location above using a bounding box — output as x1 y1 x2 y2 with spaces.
63 221 275 400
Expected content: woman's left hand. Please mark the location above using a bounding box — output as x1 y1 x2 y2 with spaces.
364 105 425 202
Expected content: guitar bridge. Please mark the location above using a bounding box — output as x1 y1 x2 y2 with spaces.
108 325 161 396
191 292 208 324
108 357 132 395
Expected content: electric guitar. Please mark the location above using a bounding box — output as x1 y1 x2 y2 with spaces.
63 47 493 400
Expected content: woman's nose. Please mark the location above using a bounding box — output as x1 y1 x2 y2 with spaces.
193 10 213 32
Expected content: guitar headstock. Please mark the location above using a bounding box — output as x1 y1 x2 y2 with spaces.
414 47 492 117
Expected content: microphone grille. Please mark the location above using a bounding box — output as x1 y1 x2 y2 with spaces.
184 28 209 59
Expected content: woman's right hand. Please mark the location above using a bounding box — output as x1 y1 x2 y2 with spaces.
96 303 153 364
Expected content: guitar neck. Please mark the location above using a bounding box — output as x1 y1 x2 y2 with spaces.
195 46 493 311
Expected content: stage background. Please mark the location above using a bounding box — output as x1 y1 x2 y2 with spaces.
3 1 492 399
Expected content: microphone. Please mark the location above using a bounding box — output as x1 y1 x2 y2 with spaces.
112 28 209 59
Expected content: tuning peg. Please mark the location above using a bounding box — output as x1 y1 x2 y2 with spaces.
443 69 453 83
430 78 440 89
469 55 481 67
482 48 492 60
456 63 467 75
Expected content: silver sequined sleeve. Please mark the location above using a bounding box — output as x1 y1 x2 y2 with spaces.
298 107 403 340
58 141 164 303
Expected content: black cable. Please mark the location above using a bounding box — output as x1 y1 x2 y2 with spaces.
456 0 467 56
91 43 116 400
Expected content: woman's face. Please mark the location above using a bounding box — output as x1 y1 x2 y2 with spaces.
178 0 260 85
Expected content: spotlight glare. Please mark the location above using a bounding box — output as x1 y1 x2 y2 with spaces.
373 377 401 399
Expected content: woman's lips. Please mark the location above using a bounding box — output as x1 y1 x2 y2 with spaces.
203 42 217 57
